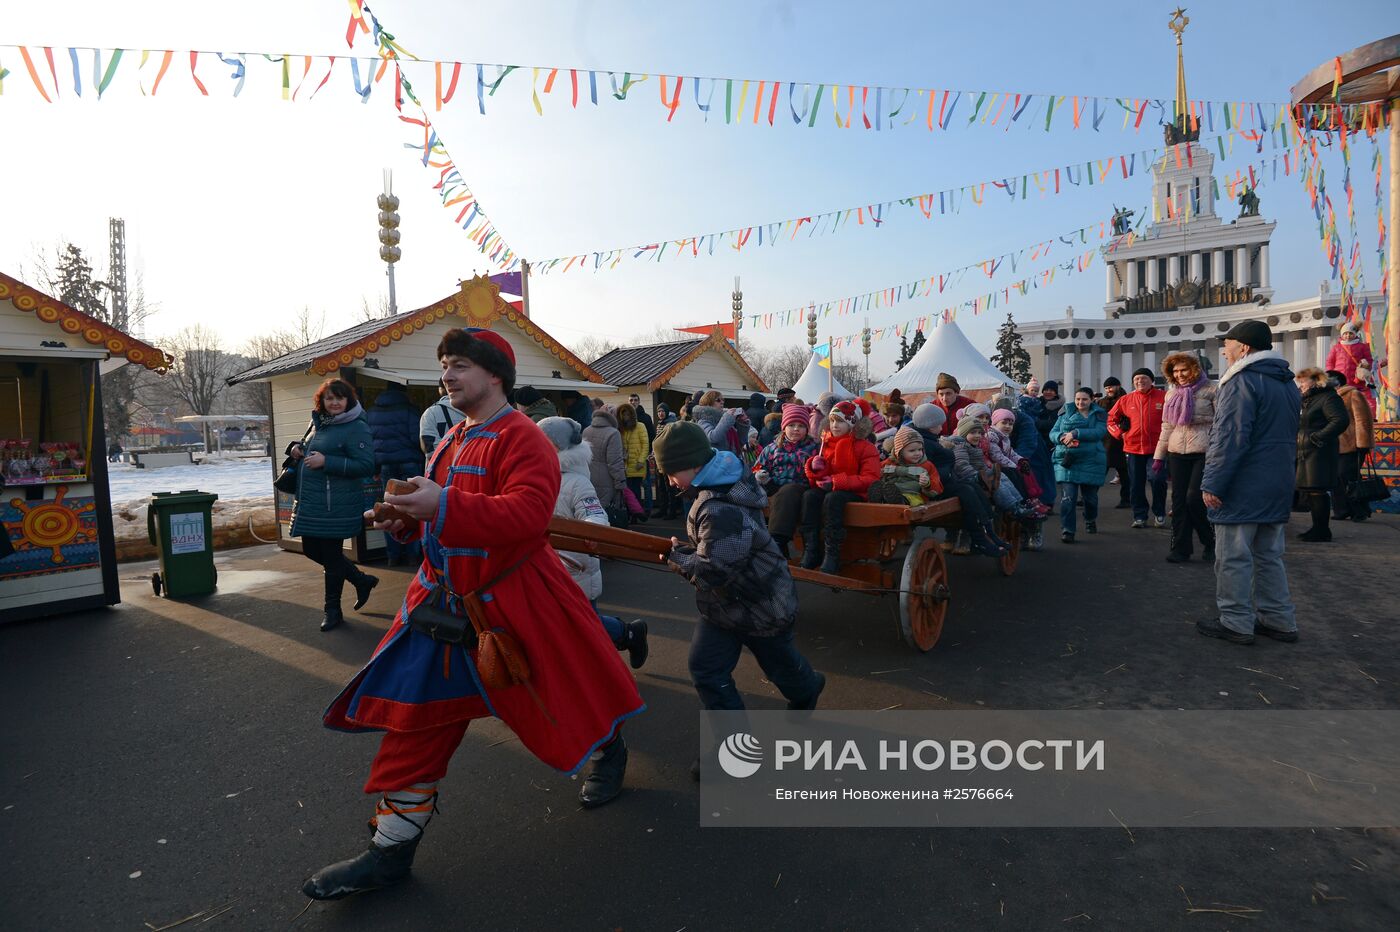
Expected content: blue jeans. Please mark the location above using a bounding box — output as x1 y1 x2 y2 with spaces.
1058 482 1098 535
643 465 655 513
688 620 821 711
1127 452 1167 521
1214 522 1296 636
379 461 423 563
591 600 626 648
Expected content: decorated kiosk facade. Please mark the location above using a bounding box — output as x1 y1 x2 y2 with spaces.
228 274 613 560
0 271 172 623
589 326 769 414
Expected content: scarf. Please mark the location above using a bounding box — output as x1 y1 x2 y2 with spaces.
317 401 364 428
1163 374 1207 426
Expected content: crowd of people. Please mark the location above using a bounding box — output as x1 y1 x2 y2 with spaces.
278 317 1381 902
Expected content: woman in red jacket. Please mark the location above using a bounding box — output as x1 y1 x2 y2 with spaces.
799 401 881 574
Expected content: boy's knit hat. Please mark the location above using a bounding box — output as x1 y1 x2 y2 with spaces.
963 402 992 421
936 372 960 392
991 409 1016 426
781 404 811 430
653 421 715 473
537 416 582 452
911 403 946 432
955 417 984 438
893 426 924 459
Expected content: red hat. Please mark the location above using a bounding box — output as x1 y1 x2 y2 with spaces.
467 328 516 366
830 401 859 424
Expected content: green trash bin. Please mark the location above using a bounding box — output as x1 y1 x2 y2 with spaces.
146 490 219 598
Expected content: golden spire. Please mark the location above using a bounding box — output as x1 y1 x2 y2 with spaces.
1169 8 1190 127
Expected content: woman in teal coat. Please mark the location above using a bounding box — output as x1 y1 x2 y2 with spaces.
1050 387 1109 544
289 378 380 630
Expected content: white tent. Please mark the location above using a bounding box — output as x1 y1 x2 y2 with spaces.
866 320 1017 401
791 351 855 403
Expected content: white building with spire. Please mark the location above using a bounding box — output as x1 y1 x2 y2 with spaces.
1019 11 1377 387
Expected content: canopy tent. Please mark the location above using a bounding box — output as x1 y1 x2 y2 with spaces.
791 351 855 403
866 320 1018 404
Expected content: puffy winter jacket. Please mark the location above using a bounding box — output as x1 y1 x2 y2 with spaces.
754 436 819 488
942 435 991 486
582 409 625 506
985 428 1022 470
1201 350 1301 525
1295 384 1349 490
553 441 609 600
367 387 424 470
805 429 881 497
1049 404 1108 486
1107 388 1166 456
621 424 651 479
291 404 376 538
670 452 798 636
1154 384 1217 457
521 397 558 423
692 404 739 454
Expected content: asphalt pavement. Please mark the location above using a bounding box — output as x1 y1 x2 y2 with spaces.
2 503 1398 931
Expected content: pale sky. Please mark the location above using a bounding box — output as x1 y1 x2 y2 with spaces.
0 0 1390 378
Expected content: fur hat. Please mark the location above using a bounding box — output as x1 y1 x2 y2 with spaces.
892 426 924 459
537 416 582 452
653 421 715 473
781 404 811 431
955 417 985 439
991 408 1016 426
911 403 946 432
935 372 961 392
764 411 783 429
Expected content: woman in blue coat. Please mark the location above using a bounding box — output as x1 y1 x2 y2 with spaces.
1049 387 1108 544
290 378 379 630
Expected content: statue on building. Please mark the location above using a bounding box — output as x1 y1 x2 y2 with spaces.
1326 320 1381 411
1110 206 1135 236
1237 187 1260 218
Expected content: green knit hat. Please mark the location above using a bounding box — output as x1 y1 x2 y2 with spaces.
653 421 715 473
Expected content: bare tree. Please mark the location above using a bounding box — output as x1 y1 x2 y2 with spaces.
752 345 809 392
570 333 620 364
235 307 328 418
162 324 239 417
359 294 391 322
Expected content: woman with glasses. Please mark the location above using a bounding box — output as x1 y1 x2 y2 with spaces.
1154 354 1217 563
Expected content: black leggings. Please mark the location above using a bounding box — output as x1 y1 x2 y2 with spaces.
1168 452 1214 556
767 483 807 540
301 535 362 608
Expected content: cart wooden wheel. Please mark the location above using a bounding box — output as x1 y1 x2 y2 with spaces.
898 536 951 651
151 572 163 597
998 512 1023 577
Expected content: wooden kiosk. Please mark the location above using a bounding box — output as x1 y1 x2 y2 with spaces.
0 272 172 623
228 274 615 562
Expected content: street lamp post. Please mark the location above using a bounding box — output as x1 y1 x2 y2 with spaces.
377 171 402 317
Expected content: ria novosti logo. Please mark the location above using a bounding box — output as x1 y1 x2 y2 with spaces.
717 733 764 778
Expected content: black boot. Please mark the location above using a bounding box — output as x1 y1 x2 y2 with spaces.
799 526 823 570
302 837 422 900
579 735 628 808
623 620 649 670
819 528 844 575
322 572 346 631
787 671 826 711
352 571 380 611
773 535 791 560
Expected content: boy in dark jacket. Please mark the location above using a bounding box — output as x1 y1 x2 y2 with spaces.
654 422 825 774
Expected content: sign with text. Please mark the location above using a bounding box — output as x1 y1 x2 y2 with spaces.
699 711 1400 828
169 512 206 555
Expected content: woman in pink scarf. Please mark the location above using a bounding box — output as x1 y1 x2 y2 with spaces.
1153 353 1217 564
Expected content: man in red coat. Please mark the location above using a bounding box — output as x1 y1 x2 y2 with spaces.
1107 368 1167 528
934 372 975 437
303 328 645 900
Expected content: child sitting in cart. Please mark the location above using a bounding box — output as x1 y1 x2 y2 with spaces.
652 421 826 779
943 420 1040 520
985 410 1050 517
868 426 943 506
801 401 882 574
910 403 1010 559
752 405 820 559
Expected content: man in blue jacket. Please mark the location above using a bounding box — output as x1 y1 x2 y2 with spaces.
368 386 425 567
1198 320 1301 646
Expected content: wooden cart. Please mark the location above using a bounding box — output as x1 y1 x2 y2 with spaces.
549 502 1024 654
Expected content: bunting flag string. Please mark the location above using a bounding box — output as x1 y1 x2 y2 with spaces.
347 1 522 272
814 249 1102 350
746 209 1146 332
1 40 1386 139
533 135 1303 275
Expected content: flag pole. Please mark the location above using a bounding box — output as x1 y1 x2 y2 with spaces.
827 338 833 393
